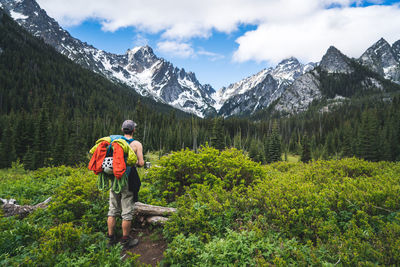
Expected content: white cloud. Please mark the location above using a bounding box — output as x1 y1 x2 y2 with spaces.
133 34 149 47
198 50 225 61
157 41 194 58
36 0 400 64
233 4 400 64
35 0 343 36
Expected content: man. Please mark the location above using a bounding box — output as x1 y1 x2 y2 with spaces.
107 119 144 249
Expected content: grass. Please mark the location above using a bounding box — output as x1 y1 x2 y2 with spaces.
282 153 300 162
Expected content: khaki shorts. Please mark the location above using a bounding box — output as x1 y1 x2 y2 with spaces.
107 185 135 221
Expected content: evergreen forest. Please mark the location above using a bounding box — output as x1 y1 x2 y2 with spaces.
1 5 400 170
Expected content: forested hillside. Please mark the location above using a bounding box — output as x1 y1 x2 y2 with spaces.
0 9 188 169
2 6 400 172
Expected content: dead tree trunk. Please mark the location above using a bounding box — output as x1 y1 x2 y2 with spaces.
1 197 52 218
1 198 176 225
134 202 176 225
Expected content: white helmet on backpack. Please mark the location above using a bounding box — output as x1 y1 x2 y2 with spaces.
102 157 113 175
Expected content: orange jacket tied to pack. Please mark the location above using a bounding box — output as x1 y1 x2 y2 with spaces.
88 141 126 179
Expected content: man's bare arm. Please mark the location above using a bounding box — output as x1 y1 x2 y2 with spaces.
132 141 145 167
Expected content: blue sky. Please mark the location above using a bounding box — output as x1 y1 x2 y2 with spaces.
38 0 400 90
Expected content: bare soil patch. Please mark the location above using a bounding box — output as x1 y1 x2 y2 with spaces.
127 227 167 266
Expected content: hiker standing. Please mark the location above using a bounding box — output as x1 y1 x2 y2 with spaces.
106 120 144 249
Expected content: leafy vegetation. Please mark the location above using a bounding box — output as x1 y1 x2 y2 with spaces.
0 164 139 266
1 147 399 265
145 147 400 265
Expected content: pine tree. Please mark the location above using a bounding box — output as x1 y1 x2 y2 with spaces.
0 123 17 168
341 123 353 158
23 145 35 170
249 138 264 163
13 113 29 160
233 130 242 150
53 120 68 166
269 122 281 163
32 107 51 168
191 116 198 152
211 117 225 150
264 135 271 163
358 110 380 161
301 135 311 163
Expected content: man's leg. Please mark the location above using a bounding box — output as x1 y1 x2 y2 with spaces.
107 216 117 236
120 186 138 249
122 220 131 237
107 189 121 247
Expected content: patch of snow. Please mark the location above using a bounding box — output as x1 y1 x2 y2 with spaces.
178 77 197 91
170 90 205 117
383 65 397 78
129 46 142 54
366 77 384 90
135 67 154 91
10 10 29 20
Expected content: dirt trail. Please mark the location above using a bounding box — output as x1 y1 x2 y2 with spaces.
127 227 167 266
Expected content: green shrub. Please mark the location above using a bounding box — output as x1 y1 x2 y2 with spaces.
0 166 141 266
164 229 336 266
0 165 74 205
1 154 400 266
47 169 108 231
146 146 265 202
161 156 400 265
0 216 43 257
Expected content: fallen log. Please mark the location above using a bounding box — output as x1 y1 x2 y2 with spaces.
146 216 169 225
134 202 176 225
134 202 176 216
0 198 176 225
1 197 52 218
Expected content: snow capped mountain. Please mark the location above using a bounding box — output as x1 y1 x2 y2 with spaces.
359 38 400 84
0 0 216 117
273 44 398 115
215 57 315 116
1 0 400 118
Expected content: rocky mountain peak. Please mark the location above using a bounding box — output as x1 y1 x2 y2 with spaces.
277 57 300 67
319 46 353 74
126 45 159 70
359 37 400 82
360 38 394 63
215 56 314 116
203 84 215 95
128 45 154 58
0 0 218 117
374 37 390 48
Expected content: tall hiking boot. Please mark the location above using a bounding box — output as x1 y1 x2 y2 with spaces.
121 236 139 250
107 234 117 248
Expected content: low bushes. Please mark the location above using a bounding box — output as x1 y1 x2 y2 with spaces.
1 148 399 265
0 164 138 266
144 148 400 265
